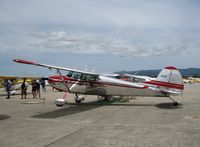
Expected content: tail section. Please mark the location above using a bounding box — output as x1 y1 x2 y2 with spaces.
155 66 184 94
157 66 183 85
146 66 184 96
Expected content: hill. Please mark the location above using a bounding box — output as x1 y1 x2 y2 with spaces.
115 68 200 78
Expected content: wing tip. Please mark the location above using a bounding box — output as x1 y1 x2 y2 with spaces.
13 59 37 65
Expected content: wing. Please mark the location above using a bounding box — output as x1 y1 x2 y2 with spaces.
13 59 98 75
124 74 154 82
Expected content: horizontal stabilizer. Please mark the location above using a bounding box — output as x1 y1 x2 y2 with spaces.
149 87 183 96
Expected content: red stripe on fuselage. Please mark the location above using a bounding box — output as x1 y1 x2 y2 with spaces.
48 76 148 89
144 80 184 90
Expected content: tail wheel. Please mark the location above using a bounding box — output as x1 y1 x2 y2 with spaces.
169 97 179 106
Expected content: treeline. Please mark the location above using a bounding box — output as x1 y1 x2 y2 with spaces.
116 68 200 78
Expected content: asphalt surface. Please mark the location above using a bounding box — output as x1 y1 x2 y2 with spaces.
0 84 200 147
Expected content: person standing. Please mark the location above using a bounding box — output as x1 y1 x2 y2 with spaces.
5 79 12 99
21 78 28 99
36 80 41 99
31 80 37 98
40 79 46 92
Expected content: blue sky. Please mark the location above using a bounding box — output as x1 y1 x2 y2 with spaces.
0 0 200 76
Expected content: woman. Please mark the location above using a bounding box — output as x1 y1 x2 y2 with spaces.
21 78 28 99
31 80 37 98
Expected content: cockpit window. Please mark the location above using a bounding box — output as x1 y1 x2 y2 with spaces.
66 71 82 79
72 72 82 79
66 71 73 77
81 74 89 81
81 74 98 81
66 71 98 81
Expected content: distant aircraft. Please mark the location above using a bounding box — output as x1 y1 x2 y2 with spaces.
183 77 200 83
14 59 184 106
0 76 41 94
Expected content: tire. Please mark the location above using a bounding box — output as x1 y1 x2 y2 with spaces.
173 102 178 106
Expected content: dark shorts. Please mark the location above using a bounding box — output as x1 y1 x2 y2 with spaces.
32 88 37 92
21 89 27 94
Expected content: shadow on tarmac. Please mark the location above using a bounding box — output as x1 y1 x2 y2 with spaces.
155 102 183 109
31 101 182 119
0 92 32 98
0 115 10 121
32 104 102 118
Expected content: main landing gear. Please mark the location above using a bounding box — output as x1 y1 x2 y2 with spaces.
74 94 85 104
168 97 178 106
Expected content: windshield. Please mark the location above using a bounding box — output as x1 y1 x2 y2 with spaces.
66 71 82 80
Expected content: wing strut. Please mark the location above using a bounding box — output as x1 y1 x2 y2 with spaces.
56 69 71 92
69 80 80 91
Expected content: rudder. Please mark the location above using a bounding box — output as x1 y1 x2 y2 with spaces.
156 66 184 91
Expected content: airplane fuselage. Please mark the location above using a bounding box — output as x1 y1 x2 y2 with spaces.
48 75 167 97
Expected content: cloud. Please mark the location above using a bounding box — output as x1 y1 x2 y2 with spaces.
24 30 196 58
0 0 200 58
1 0 200 29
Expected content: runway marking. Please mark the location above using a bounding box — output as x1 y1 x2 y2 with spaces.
184 116 200 119
21 101 41 104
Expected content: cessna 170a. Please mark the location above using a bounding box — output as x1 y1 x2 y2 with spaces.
13 59 184 106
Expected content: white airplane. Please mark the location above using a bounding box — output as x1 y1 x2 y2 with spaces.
13 59 184 106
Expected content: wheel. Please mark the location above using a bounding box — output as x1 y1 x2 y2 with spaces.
104 97 108 101
56 104 64 107
75 99 81 104
173 102 178 106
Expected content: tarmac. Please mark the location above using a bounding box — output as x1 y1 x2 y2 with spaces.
0 83 200 147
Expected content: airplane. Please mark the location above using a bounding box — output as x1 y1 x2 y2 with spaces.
0 76 42 95
13 59 184 106
183 77 200 83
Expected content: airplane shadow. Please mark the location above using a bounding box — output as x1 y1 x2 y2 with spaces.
31 101 182 119
0 115 10 121
155 102 183 109
32 103 102 119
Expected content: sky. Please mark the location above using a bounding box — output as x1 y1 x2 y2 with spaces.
0 0 200 76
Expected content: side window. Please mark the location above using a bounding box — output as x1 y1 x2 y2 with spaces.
73 72 82 79
89 75 96 81
66 71 82 79
82 74 89 81
67 71 73 77
81 74 98 81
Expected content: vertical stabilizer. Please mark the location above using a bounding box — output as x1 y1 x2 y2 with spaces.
156 66 184 91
